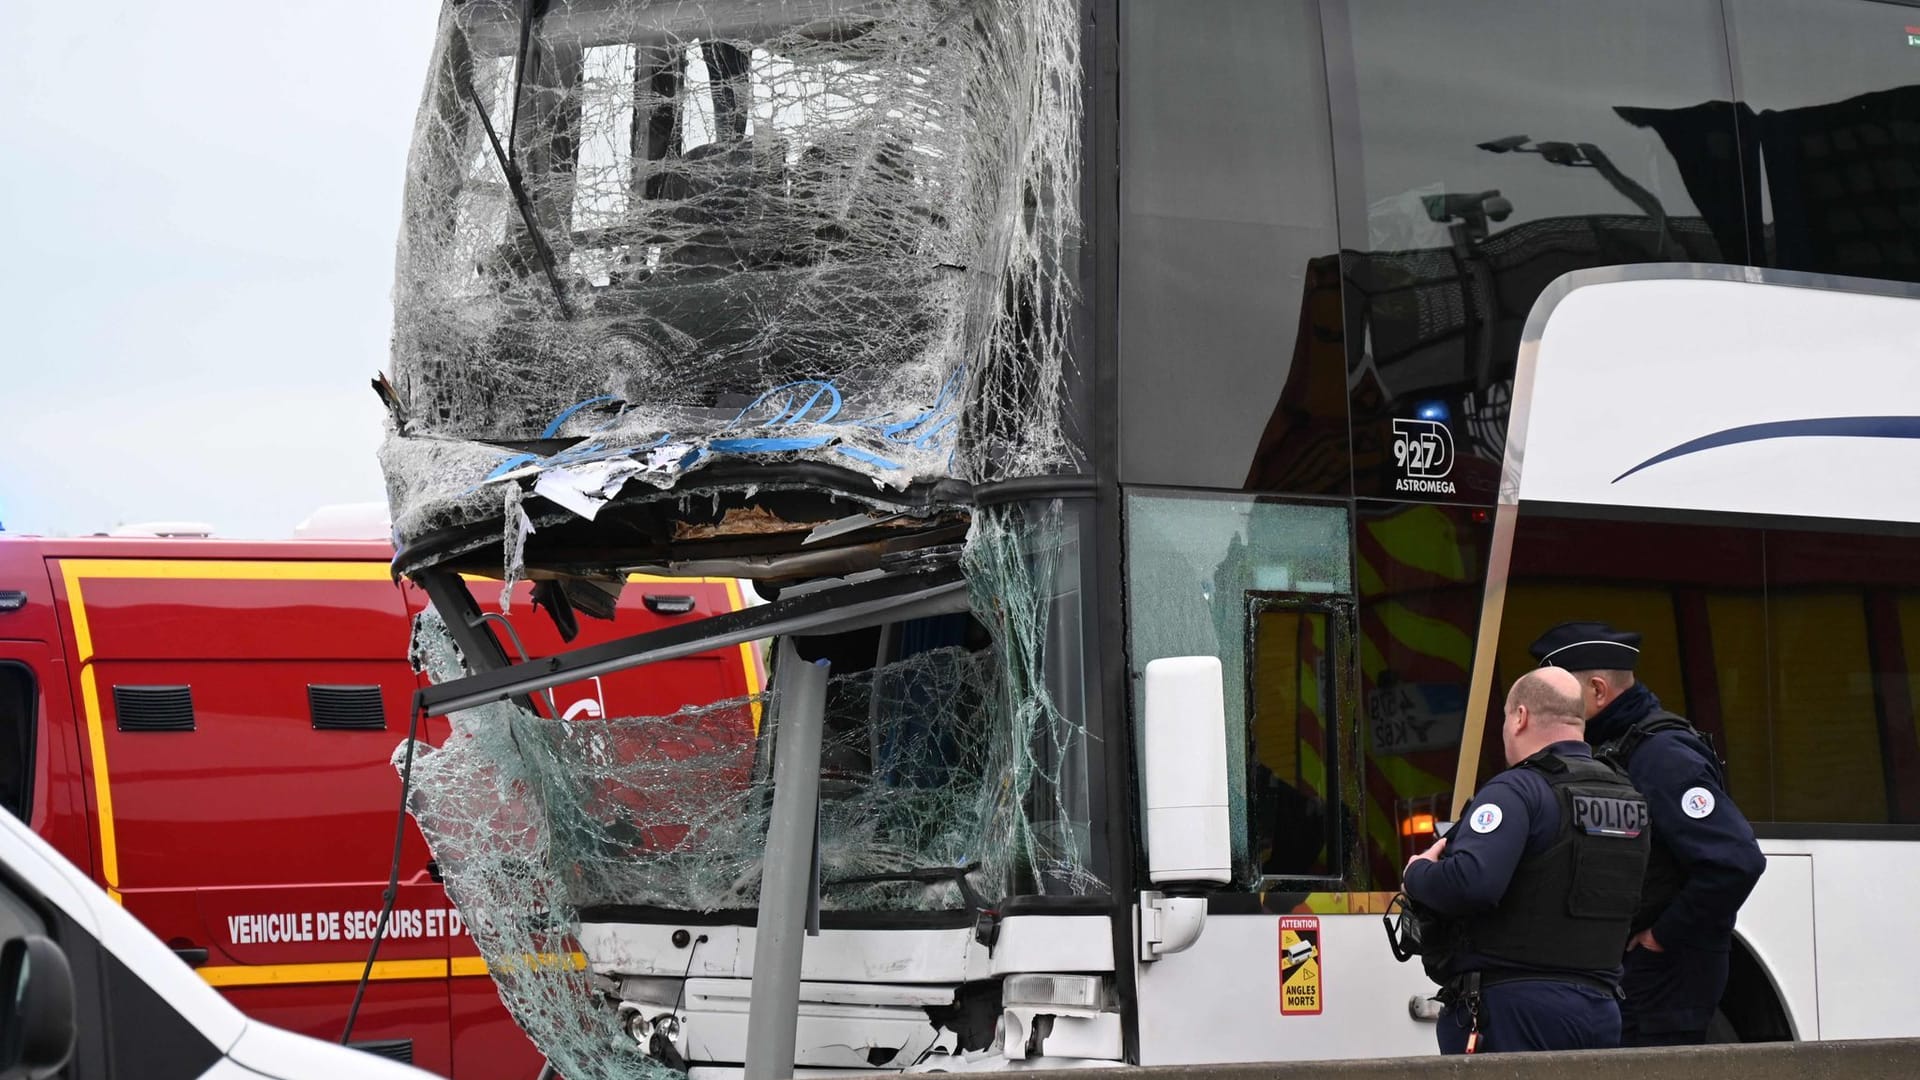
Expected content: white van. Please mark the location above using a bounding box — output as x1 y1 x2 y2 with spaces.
0 806 434 1080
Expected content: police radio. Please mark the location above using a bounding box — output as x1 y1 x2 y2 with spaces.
1382 892 1434 962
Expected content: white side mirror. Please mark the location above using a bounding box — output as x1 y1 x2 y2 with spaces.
1142 656 1231 885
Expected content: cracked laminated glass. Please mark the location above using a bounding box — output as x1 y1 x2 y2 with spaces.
404 499 1099 1079
383 0 1083 570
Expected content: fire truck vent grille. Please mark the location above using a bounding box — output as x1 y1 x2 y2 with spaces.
308 685 387 731
112 686 194 732
348 1039 413 1064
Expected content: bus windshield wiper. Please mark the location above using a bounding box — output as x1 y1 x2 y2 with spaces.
458 0 573 319
825 862 992 912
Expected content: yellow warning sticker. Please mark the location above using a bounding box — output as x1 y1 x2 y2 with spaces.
1279 915 1321 1015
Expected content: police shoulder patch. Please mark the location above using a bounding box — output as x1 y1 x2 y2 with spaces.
1681 786 1716 819
1469 803 1504 833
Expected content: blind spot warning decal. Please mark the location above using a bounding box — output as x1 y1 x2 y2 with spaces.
1280 916 1322 1016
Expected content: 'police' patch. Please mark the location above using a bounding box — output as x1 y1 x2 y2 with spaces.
1572 795 1647 838
1681 787 1716 819
1469 804 1504 833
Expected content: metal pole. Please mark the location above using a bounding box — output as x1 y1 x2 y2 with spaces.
745 638 831 1080
417 570 963 717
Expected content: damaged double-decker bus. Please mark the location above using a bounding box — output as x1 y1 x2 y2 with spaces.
373 0 1920 1075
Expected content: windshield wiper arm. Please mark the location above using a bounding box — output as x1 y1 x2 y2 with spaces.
826 862 992 911
457 1 573 319
459 71 574 319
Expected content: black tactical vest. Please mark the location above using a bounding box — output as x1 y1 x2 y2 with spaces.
1458 752 1652 974
1597 711 1723 930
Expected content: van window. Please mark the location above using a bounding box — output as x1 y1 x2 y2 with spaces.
0 864 220 1080
0 665 32 822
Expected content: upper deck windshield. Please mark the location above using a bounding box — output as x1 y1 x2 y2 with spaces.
382 0 1083 571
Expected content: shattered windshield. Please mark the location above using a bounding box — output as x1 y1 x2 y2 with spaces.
383 0 1082 566
404 500 1101 1078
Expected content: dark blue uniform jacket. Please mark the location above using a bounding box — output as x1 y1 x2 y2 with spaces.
1590 683 1766 950
1403 739 1617 982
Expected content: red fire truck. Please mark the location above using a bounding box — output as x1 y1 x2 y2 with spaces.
0 534 760 1078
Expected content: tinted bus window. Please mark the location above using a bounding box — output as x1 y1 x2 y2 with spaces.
1248 599 1351 889
1731 0 1920 283
1330 0 1742 503
1354 501 1493 890
1500 514 1768 803
1765 528 1920 826
1500 510 1920 830
1119 0 1347 494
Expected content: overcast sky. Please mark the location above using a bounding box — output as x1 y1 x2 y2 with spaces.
0 2 443 538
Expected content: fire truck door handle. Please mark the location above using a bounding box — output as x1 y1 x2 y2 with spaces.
172 946 210 968
645 595 698 616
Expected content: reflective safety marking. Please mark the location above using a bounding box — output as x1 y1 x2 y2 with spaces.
1572 795 1647 838
1279 916 1321 1016
1682 787 1717 819
1469 803 1503 833
199 959 449 987
450 956 491 977
199 952 586 987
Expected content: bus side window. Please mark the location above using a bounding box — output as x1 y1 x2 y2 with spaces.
1765 530 1920 827
1247 602 1348 886
0 664 32 823
1356 504 1496 892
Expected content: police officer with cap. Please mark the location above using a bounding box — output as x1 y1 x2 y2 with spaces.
1404 667 1650 1054
1530 620 1766 1046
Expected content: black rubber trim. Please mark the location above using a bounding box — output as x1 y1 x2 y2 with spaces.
577 904 979 931
1085 0 1138 1062
971 474 1098 507
998 894 1114 916
1204 893 1273 916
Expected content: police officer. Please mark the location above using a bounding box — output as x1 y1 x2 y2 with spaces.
1530 620 1767 1046
1404 667 1650 1054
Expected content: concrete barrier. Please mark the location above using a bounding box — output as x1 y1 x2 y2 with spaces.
1006 1039 1920 1079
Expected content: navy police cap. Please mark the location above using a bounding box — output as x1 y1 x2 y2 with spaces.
1528 620 1642 671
